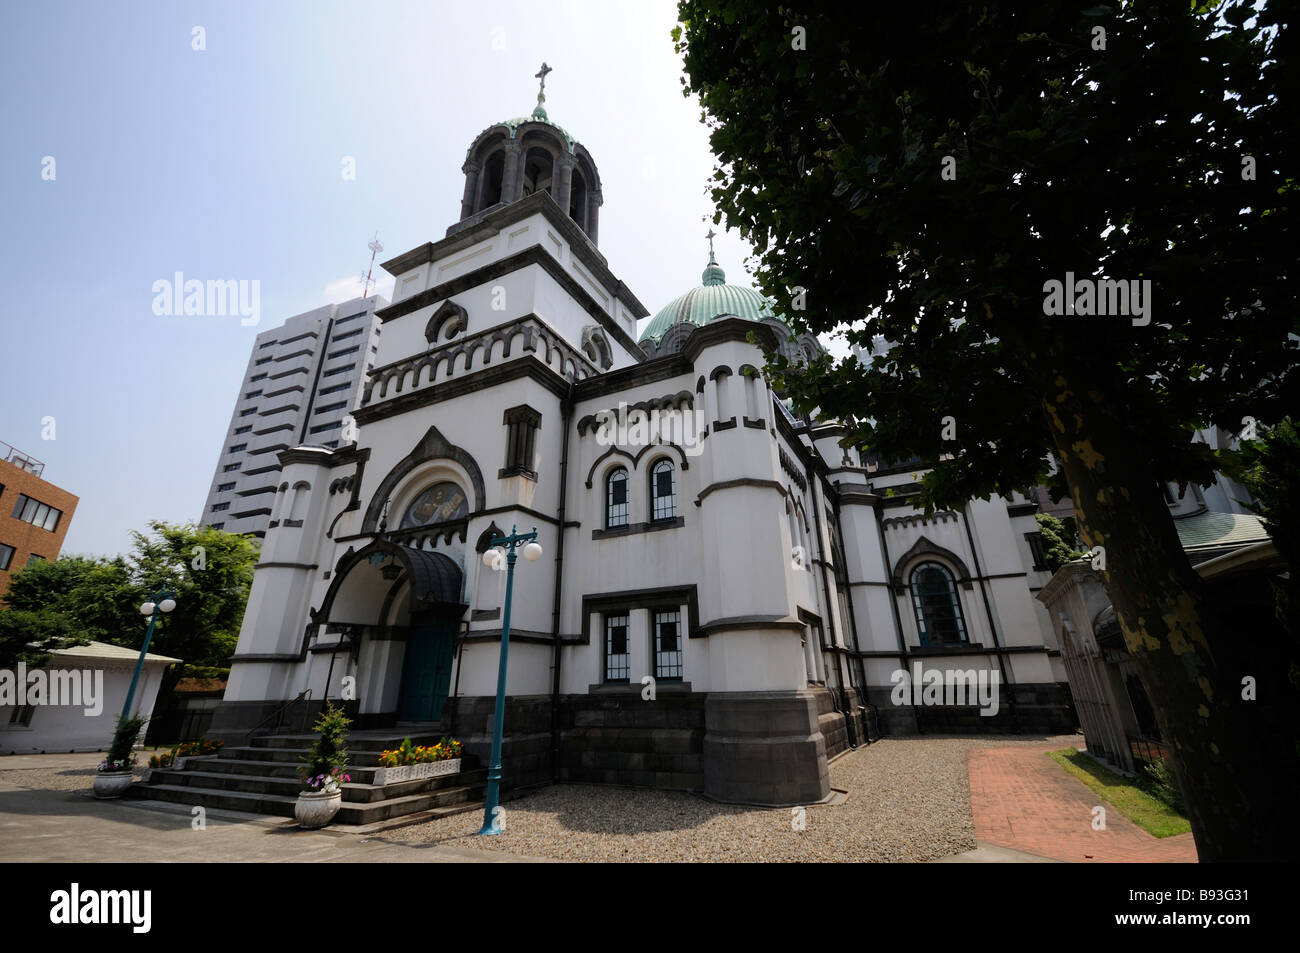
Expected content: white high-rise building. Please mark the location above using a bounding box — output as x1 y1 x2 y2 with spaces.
200 294 388 539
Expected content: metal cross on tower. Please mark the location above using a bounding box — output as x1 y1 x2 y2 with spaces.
706 228 717 262
533 62 552 118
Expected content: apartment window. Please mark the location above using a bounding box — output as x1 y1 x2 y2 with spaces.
235 425 252 435
217 482 236 492
328 346 359 359
332 328 363 343
335 311 365 326
240 408 256 417
654 610 683 680
604 613 630 683
910 562 968 646
229 443 247 453
310 422 342 434
255 357 273 366
244 390 262 400
250 373 267 382
650 459 676 521
606 467 629 529
26 554 44 566
10 494 61 532
211 502 230 512
315 402 348 415
319 382 351 396
209 522 225 530
0 543 14 571
224 463 241 473
323 364 355 378
258 340 277 349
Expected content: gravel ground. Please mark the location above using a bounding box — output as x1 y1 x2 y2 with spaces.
382 733 1081 862
0 751 159 792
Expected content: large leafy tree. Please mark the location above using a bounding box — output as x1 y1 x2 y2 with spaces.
3 523 258 675
675 0 1298 859
2 555 135 668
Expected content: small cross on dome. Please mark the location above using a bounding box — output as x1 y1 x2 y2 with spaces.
533 62 553 118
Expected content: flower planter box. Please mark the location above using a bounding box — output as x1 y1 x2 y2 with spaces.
373 758 460 786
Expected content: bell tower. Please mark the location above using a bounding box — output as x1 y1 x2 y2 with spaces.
457 63 603 244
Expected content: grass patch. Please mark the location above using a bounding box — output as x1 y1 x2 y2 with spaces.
1048 748 1191 839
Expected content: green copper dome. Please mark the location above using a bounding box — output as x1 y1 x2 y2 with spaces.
639 255 780 343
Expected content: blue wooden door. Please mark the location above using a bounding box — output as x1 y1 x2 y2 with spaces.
399 613 455 722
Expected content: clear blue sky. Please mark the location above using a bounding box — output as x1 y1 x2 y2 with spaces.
0 0 767 558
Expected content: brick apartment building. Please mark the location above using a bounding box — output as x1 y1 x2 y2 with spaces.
0 441 78 598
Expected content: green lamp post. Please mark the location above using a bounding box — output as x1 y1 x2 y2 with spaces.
477 525 542 836
118 588 176 725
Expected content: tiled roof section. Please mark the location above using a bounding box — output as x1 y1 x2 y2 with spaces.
1174 510 1271 552
51 641 181 664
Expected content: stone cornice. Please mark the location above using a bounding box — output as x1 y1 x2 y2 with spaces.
380 190 647 317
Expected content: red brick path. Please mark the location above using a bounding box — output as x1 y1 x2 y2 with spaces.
967 744 1198 862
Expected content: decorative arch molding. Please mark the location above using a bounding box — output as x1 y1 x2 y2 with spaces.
310 538 466 626
584 446 636 489
890 535 973 591
696 375 706 394
363 425 485 533
575 390 695 437
738 363 762 379
708 364 733 382
882 510 959 530
475 521 505 554
633 441 690 472
580 325 613 369
425 299 468 345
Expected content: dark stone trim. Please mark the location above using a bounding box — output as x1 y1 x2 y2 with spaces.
742 417 766 429
854 644 1052 659
353 358 570 426
695 614 805 636
254 561 319 571
282 518 303 527
591 516 684 540
381 190 647 320
475 503 561 527
362 424 486 532
377 243 641 357
696 477 785 504
228 653 303 662
425 299 468 344
583 447 636 489
708 365 732 382
471 608 501 621
712 417 738 431
460 627 557 646
889 535 974 588
1007 501 1041 517
579 585 700 646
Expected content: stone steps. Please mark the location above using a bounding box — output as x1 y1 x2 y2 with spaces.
127 729 485 826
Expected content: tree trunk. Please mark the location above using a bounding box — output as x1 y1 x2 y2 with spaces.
1043 382 1300 861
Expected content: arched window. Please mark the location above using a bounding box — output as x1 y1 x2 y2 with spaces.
480 150 504 208
606 467 629 529
522 147 553 197
909 561 968 646
650 459 675 521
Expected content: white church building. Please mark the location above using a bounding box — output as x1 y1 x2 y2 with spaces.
206 83 1076 806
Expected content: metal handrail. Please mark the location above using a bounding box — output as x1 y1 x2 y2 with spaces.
245 689 312 740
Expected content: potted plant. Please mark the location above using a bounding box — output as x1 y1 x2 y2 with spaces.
93 713 147 799
295 703 352 829
374 737 417 785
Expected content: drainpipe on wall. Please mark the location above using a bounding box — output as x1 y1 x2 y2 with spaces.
831 492 870 723
961 504 1020 730
548 380 575 781
808 464 852 743
873 493 914 732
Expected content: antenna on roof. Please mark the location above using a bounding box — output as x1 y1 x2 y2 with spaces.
361 233 384 298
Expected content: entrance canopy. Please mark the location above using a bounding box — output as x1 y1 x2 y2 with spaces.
310 538 466 627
